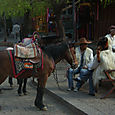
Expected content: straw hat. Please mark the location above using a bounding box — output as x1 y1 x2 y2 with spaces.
76 37 92 45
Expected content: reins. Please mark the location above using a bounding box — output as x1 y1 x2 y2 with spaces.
52 43 76 91
52 64 68 92
53 65 60 89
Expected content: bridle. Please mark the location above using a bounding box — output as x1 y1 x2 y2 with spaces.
53 42 78 90
67 44 78 69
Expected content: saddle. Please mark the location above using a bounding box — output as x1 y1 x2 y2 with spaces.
8 40 42 78
14 43 38 58
14 42 42 64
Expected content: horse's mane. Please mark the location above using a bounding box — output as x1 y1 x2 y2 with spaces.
42 42 68 61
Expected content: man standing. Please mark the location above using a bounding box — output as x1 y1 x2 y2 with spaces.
67 37 95 96
12 23 20 40
105 25 115 50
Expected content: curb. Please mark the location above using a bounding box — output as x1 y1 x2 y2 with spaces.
30 80 87 115
45 88 87 115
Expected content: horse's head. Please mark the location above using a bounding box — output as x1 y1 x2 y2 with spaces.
96 36 108 62
66 42 78 68
97 36 108 51
43 42 78 68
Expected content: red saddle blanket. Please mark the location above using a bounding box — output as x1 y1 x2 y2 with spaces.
8 50 43 78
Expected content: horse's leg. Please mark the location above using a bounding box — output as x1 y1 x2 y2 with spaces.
94 83 99 93
0 75 9 94
17 78 23 96
34 75 48 111
9 77 13 87
99 80 102 87
0 75 8 85
23 78 27 95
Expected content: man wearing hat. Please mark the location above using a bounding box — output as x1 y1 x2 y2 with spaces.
105 25 115 50
67 37 95 96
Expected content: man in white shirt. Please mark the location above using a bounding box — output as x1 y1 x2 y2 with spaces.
67 37 95 96
105 25 115 50
12 23 20 40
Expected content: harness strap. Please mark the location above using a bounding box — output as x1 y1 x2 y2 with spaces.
8 50 16 76
8 50 25 78
37 48 43 71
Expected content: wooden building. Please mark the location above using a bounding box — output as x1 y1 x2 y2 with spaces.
94 2 115 40
76 1 115 41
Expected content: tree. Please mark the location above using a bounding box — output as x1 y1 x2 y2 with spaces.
0 0 114 41
0 0 73 41
0 0 31 41
100 0 115 7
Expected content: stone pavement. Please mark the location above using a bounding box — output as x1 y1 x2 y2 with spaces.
46 61 115 115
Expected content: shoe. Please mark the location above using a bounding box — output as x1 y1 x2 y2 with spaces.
73 78 81 82
74 87 79 92
88 93 95 96
67 88 71 91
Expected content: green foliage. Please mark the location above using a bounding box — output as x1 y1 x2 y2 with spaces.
100 0 114 7
0 0 31 18
31 0 50 17
0 0 51 18
0 0 72 18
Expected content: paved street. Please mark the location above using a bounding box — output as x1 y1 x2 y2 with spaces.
0 78 78 115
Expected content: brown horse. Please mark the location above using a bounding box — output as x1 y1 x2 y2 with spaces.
0 41 77 110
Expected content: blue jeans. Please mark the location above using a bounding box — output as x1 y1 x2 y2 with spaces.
67 67 95 94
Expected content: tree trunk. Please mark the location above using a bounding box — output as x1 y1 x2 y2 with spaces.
3 14 8 42
23 11 33 38
55 13 66 41
56 18 66 41
50 0 66 41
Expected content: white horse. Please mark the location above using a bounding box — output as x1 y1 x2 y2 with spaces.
90 37 115 87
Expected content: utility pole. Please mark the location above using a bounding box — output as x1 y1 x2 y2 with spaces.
72 0 76 41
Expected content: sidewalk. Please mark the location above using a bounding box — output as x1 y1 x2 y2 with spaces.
46 61 115 115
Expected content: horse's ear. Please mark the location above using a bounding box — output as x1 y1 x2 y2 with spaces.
105 37 108 42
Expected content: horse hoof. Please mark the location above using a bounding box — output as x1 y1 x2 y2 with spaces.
0 90 2 94
18 93 22 96
41 106 48 111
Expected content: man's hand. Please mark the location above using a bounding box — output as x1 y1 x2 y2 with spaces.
71 63 78 69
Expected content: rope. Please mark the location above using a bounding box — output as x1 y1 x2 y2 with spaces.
53 65 67 92
53 65 61 89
